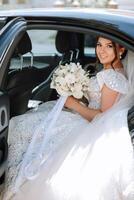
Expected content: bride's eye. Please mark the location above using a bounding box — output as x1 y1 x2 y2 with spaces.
96 42 101 47
107 44 113 48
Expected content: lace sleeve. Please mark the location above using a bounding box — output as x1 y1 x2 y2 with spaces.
96 69 129 94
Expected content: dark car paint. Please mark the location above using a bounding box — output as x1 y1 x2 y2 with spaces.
0 17 27 88
0 92 9 178
0 17 27 181
0 9 134 49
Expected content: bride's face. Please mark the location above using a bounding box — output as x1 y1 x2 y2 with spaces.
96 37 121 68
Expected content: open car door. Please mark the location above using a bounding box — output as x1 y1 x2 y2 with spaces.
0 17 27 184
0 92 9 184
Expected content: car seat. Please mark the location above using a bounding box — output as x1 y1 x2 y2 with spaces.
30 30 81 102
6 32 49 117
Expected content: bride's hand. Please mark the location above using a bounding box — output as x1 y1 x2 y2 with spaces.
64 96 79 110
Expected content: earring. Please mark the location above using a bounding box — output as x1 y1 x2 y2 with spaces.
119 52 122 59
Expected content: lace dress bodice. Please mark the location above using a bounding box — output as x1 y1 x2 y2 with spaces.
87 68 128 109
2 68 129 200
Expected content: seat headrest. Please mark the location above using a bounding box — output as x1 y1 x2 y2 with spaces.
13 32 32 57
56 31 79 53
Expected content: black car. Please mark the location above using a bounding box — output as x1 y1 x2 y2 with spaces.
0 8 134 185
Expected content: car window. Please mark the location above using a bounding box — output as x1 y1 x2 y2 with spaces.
27 30 58 55
84 34 97 56
9 30 60 70
9 31 97 71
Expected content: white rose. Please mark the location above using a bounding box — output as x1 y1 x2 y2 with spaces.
61 84 69 92
73 83 82 92
57 87 71 96
65 73 76 84
50 81 55 89
55 77 65 85
73 90 83 99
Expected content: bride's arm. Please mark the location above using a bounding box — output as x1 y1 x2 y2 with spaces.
65 85 119 121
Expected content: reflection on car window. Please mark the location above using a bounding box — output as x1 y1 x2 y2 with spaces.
84 34 97 55
28 30 58 55
9 30 60 70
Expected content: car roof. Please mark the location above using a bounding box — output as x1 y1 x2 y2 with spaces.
0 8 133 20
0 8 134 45
0 7 134 17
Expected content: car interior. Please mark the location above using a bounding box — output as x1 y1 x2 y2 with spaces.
30 31 83 103
5 32 56 117
3 27 134 149
4 29 97 118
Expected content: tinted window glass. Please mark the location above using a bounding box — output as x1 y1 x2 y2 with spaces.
84 34 97 55
9 30 59 70
28 30 58 55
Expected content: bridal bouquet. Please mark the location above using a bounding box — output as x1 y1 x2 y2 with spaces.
50 62 89 99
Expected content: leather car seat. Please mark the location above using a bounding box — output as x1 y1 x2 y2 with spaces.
30 31 81 102
56 31 80 64
6 32 48 117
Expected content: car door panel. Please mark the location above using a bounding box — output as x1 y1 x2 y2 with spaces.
0 17 27 183
0 92 9 179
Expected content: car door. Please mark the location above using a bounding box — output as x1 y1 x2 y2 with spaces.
0 16 27 184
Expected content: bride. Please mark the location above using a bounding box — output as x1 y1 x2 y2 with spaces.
2 36 134 200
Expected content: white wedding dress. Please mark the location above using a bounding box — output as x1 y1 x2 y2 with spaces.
2 68 134 200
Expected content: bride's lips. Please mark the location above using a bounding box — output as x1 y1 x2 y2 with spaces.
98 55 107 60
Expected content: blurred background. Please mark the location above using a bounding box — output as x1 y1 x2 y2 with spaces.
0 0 134 11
